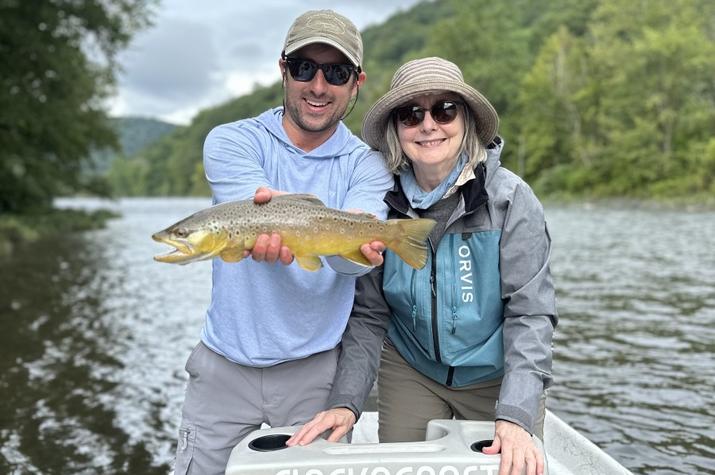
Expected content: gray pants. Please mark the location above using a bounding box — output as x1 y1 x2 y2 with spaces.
174 341 339 475
377 342 545 442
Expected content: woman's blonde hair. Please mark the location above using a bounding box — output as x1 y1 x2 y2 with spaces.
381 102 487 174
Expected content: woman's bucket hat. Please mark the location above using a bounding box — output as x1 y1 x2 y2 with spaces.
361 57 499 150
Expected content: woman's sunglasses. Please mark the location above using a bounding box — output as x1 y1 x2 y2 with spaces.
284 57 359 86
394 100 462 127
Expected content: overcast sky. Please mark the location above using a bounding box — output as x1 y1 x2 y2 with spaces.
109 0 425 125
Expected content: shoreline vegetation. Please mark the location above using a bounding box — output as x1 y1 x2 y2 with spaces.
541 193 715 212
0 208 118 258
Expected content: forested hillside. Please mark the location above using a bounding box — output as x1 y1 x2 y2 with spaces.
108 0 715 201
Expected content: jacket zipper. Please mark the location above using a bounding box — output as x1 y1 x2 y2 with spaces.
410 269 418 331
429 240 441 364
447 238 459 386
446 366 455 386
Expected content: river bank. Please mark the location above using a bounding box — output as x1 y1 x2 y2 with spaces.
0 207 118 257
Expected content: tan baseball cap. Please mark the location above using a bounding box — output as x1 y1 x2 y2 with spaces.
283 10 363 68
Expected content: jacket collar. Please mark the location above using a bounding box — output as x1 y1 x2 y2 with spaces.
385 160 489 216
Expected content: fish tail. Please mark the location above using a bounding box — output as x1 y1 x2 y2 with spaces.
385 218 436 269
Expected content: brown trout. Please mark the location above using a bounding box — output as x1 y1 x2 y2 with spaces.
152 194 436 270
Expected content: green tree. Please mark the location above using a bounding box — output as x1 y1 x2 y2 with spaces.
516 0 715 197
0 0 154 213
517 28 593 185
588 0 715 196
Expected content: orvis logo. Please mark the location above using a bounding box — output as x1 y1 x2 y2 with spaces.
458 245 474 303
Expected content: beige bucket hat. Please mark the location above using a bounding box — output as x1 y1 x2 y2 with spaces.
361 57 499 150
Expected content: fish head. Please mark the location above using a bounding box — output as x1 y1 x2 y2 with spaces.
152 219 229 265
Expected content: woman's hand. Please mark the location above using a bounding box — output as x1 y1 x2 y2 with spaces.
482 420 544 475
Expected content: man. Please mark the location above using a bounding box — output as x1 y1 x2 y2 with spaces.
173 10 392 475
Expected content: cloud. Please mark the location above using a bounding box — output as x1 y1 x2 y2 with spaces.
118 17 219 100
110 0 426 124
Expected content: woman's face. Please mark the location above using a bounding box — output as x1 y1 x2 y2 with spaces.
396 93 465 176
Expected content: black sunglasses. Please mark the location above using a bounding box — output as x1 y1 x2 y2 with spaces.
284 57 359 86
394 100 462 127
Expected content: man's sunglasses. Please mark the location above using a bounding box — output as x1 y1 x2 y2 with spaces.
394 100 462 127
284 57 359 86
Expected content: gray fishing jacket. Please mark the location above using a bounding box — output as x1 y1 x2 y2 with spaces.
327 138 558 434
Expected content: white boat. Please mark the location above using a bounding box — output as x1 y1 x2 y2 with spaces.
225 410 632 475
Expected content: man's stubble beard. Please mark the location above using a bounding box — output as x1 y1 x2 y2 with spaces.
284 98 347 134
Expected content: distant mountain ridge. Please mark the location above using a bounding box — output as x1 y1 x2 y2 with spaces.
113 116 177 156
90 117 177 174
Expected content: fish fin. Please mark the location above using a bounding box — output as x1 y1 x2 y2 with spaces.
219 248 245 263
385 218 437 269
340 249 372 267
273 194 326 207
295 255 323 271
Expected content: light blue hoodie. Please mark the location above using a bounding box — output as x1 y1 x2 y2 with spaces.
200 107 393 367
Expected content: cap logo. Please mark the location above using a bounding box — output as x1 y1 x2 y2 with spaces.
306 14 347 34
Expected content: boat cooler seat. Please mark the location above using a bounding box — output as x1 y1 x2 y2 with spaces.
225 419 547 475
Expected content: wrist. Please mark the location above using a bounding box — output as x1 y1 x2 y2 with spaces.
335 406 357 424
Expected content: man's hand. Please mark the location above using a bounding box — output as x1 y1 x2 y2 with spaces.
286 408 357 446
253 186 281 204
482 420 544 475
246 187 293 265
345 209 386 267
360 241 386 267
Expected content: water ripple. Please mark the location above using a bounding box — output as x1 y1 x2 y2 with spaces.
546 204 715 475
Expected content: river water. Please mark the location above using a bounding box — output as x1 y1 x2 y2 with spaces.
0 198 713 474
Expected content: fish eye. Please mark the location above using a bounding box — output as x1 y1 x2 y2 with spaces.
174 227 189 238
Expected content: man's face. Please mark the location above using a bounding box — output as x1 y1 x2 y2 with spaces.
280 43 364 141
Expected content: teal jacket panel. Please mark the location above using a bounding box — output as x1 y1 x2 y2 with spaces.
384 230 505 386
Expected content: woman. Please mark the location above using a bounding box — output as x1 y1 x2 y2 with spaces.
370 56 557 473
290 57 557 475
